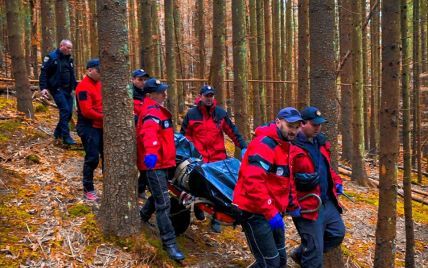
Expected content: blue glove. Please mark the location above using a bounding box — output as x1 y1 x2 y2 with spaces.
241 148 247 158
336 184 344 195
287 208 301 218
144 154 157 169
268 213 284 230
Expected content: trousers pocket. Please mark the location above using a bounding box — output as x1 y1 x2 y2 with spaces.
295 172 320 192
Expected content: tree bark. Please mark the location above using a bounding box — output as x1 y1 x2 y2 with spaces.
96 0 139 237
257 0 266 122
24 3 31 77
55 0 70 42
30 0 39 78
309 0 340 168
339 0 353 163
400 1 415 266
285 0 293 106
249 0 260 128
195 0 205 79
151 1 161 78
173 1 185 115
208 0 226 107
361 0 370 152
351 0 368 185
374 1 400 265
164 0 178 124
88 1 98 58
264 0 273 119
232 0 249 141
0 1 4 69
272 0 281 113
141 0 153 72
6 0 34 118
40 0 56 56
297 0 309 110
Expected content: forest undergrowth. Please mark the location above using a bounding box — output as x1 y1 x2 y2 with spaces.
0 96 426 267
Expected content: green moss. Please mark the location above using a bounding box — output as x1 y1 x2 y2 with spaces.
68 203 91 218
26 154 41 164
81 214 104 244
34 103 48 113
0 97 15 110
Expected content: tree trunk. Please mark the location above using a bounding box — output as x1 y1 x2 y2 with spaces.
374 1 400 266
173 1 185 115
55 0 70 42
339 0 353 163
208 0 225 107
96 0 139 237
232 0 249 141
257 0 266 122
400 1 415 266
88 1 98 58
285 0 293 106
24 3 31 77
369 0 380 156
309 0 340 168
195 0 205 79
151 1 161 78
421 0 427 73
40 0 56 56
140 0 153 72
351 0 368 185
361 0 370 152
264 0 273 119
164 0 177 124
30 0 39 78
272 0 281 113
297 0 309 110
0 1 4 69
6 0 34 118
249 0 260 128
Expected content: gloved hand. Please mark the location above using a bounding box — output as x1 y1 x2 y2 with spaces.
241 148 247 158
268 213 284 230
336 184 344 195
144 154 157 169
287 208 301 218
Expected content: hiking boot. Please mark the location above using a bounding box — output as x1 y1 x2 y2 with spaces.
290 247 302 266
210 219 222 233
84 191 99 201
194 207 206 221
163 244 185 261
63 136 77 145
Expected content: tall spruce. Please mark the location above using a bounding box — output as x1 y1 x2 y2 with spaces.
374 0 400 265
249 0 261 128
257 0 267 122
141 0 153 73
165 0 178 123
55 0 70 41
96 0 139 236
297 0 309 110
40 0 56 56
264 0 273 119
195 0 205 79
5 0 34 118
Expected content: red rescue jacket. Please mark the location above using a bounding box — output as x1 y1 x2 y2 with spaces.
136 97 176 170
75 75 103 128
289 132 343 220
232 124 299 220
180 98 247 163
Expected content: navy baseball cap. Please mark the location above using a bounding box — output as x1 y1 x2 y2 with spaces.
143 78 168 93
132 69 150 78
200 85 215 96
86 58 100 69
276 107 303 123
301 106 327 124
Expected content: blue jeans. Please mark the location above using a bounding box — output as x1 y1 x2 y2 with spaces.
76 124 103 192
292 200 345 268
241 213 286 267
141 169 176 246
52 89 73 139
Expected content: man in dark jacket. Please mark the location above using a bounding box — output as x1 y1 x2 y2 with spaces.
180 85 247 232
39 39 77 145
233 107 302 267
137 78 185 262
289 106 345 268
75 59 102 201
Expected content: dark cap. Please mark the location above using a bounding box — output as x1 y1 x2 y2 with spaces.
132 69 150 78
86 58 100 69
301 106 327 124
143 78 168 94
200 85 215 96
276 107 303 123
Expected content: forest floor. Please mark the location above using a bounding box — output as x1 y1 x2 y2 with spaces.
0 95 427 267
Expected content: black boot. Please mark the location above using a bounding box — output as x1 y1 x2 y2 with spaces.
163 244 185 261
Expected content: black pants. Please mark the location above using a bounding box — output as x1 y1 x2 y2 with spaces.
77 124 103 192
141 169 176 246
241 213 286 268
52 89 73 139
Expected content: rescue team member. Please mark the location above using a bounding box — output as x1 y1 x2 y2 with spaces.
75 59 103 201
39 39 77 145
289 106 345 268
180 85 247 232
137 78 185 261
233 107 302 267
130 69 150 199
